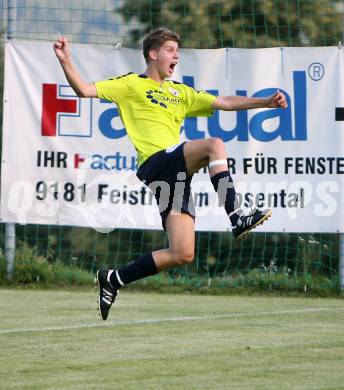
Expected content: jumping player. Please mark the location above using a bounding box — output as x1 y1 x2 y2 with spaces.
53 28 287 320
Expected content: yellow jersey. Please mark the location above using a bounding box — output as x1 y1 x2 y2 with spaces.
95 73 216 166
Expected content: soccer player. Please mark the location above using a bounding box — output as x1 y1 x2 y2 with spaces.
54 28 287 320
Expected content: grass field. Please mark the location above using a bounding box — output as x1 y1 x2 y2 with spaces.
0 289 344 390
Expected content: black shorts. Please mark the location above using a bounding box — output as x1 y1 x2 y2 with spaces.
136 142 195 230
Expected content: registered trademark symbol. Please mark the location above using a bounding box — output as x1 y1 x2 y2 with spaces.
308 62 324 81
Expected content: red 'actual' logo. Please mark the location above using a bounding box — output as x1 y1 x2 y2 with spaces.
41 84 77 136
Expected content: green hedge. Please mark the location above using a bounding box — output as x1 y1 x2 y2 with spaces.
0 242 341 296
0 242 93 286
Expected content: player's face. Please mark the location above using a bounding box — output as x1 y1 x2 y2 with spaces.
155 40 179 78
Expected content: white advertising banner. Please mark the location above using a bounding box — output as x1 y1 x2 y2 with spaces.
1 40 343 232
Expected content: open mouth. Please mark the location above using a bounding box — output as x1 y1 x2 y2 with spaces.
169 62 177 72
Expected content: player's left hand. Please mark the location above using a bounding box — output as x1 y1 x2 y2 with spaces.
267 91 288 109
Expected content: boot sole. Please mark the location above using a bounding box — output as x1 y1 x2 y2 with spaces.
96 270 102 319
235 210 272 240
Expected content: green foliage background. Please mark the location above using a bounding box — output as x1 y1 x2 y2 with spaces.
118 0 343 48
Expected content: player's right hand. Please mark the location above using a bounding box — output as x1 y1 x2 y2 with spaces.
53 36 70 62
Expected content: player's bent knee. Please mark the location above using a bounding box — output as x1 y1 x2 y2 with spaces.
207 137 225 154
171 249 195 265
179 251 194 264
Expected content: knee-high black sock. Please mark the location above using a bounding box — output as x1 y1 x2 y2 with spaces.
109 253 158 289
211 171 238 224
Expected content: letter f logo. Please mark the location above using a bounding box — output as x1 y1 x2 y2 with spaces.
41 84 77 136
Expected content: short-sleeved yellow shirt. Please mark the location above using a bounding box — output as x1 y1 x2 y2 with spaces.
95 73 216 166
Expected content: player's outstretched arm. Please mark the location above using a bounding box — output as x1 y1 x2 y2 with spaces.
53 36 97 98
212 91 287 111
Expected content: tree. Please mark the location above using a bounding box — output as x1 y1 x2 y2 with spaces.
117 0 343 48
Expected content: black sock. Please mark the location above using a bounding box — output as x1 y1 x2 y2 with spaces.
109 253 158 289
211 171 238 224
